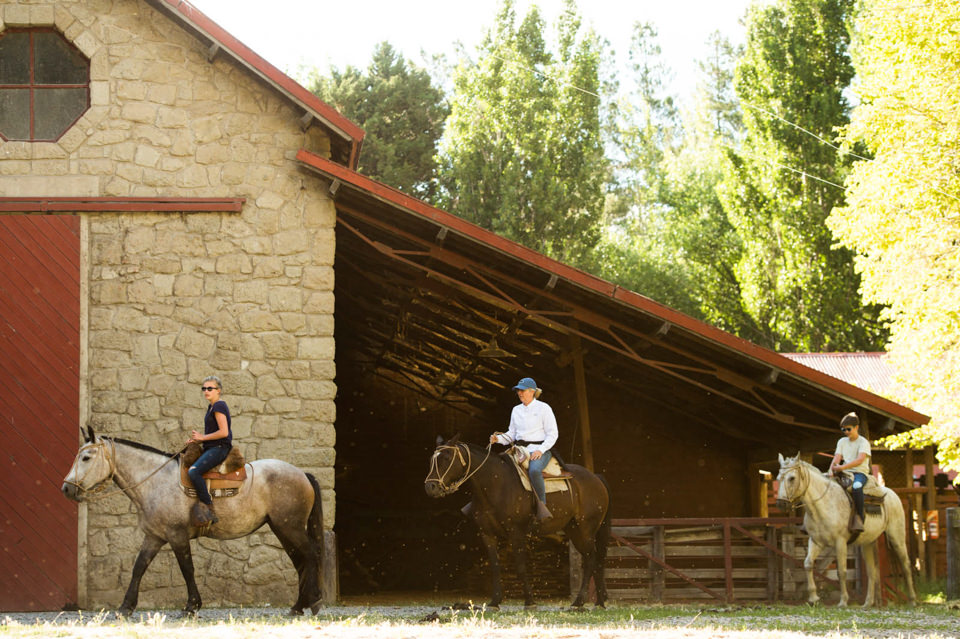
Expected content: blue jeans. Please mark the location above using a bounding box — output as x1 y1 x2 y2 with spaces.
852 472 867 519
528 451 552 504
188 446 230 505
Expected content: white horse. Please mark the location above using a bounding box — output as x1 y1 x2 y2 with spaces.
776 453 916 607
62 426 324 616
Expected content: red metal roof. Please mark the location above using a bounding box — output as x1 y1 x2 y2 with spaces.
782 352 900 397
297 147 931 429
148 0 365 168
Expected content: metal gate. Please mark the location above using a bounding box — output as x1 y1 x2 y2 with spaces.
0 214 80 611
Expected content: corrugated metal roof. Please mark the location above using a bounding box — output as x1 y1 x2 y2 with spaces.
781 352 896 396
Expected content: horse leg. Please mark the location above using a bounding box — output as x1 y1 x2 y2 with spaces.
170 540 202 615
860 541 878 607
567 528 596 609
478 531 503 609
887 533 917 605
269 522 320 615
118 535 166 616
834 539 850 607
803 538 825 605
510 529 536 608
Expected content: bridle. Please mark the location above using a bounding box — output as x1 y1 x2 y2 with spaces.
778 460 831 510
63 437 185 502
424 442 492 496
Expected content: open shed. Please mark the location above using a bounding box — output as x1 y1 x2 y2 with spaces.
295 150 931 596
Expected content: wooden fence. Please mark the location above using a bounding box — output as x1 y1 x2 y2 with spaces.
578 518 859 603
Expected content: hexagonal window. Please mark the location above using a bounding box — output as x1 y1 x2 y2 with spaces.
0 28 90 142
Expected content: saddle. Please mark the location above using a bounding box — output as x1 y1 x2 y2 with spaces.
833 471 885 514
507 446 572 494
179 442 248 498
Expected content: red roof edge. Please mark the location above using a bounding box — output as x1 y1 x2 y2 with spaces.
296 148 931 427
154 0 365 167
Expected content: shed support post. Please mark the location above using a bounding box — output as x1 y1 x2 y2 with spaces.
924 445 937 580
947 507 959 600
570 333 594 472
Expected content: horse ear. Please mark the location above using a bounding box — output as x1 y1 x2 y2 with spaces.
778 452 785 465
85 425 95 442
436 435 444 446
449 433 461 444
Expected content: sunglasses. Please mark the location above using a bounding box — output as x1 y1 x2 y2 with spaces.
201 386 219 392
841 427 853 432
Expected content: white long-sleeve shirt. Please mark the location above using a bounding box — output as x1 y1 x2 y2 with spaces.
494 398 558 454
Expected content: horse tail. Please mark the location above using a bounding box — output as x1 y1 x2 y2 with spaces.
305 472 325 566
595 473 612 564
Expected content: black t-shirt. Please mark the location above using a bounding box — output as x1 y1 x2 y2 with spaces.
203 400 232 449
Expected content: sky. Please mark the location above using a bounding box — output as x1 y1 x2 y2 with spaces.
188 0 758 101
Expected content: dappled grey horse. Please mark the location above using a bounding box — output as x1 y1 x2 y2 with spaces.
62 426 324 616
776 453 916 607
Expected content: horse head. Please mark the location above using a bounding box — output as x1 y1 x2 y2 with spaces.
424 435 470 498
776 452 805 511
62 432 115 501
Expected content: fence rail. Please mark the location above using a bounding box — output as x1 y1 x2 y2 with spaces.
590 517 852 603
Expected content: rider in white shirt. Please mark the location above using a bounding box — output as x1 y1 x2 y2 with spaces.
830 412 871 532
490 377 558 519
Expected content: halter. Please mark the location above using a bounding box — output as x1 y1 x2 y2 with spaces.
424 442 492 496
64 437 186 502
778 460 831 510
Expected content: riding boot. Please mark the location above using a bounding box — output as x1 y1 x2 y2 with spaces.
851 490 865 531
535 497 552 521
191 501 218 527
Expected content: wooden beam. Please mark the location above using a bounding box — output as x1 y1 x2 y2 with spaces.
924 445 937 580
570 333 594 472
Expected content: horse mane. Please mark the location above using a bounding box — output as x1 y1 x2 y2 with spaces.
107 436 180 459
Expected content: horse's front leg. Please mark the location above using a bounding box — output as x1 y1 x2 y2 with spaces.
509 530 535 609
804 538 825 605
478 531 503 609
834 539 849 607
170 540 202 614
119 535 166 616
860 542 878 607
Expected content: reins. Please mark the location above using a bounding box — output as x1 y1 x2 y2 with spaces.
782 461 832 509
425 442 493 495
64 437 188 502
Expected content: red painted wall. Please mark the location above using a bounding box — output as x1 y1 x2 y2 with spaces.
0 214 80 611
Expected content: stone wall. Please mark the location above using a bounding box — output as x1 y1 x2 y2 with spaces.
0 0 338 609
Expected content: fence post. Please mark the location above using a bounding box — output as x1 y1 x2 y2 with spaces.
766 525 778 601
947 507 959 600
651 526 665 602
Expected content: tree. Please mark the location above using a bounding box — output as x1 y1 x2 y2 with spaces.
828 0 960 470
717 0 886 351
436 0 608 264
309 42 449 200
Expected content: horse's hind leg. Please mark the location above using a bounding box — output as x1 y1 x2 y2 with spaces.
860 541 879 607
509 530 536 608
567 528 596 609
119 535 166 616
269 522 320 615
170 540 202 614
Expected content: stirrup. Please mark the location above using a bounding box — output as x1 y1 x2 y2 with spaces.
536 500 552 521
191 501 218 527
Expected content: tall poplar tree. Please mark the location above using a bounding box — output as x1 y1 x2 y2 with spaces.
718 0 885 351
436 0 608 264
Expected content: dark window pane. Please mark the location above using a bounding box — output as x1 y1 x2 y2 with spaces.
33 31 88 85
0 32 30 84
0 89 31 139
33 87 87 139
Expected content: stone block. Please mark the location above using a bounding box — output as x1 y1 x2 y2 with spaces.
118 367 149 392
174 328 215 359
238 309 282 332
272 230 309 255
216 253 253 275
255 374 286 400
121 102 157 124
265 397 301 414
298 337 334 360
260 332 297 359
267 287 301 312
296 380 337 400
302 266 334 290
275 361 310 380
131 335 161 366
234 279 267 303
299 400 336 424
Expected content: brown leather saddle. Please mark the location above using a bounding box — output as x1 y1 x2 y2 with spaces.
834 473 885 514
179 442 248 498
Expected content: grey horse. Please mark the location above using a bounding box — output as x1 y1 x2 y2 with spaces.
777 453 916 607
62 426 324 616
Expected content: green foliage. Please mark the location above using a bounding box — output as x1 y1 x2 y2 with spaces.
718 0 886 351
436 0 609 264
309 42 449 200
829 0 960 470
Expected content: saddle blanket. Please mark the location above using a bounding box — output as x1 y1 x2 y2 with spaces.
509 446 569 494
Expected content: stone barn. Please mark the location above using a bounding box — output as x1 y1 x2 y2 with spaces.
0 0 929 612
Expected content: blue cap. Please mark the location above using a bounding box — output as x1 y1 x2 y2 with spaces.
512 377 539 391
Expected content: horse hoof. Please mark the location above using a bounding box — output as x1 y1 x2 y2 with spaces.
523 603 537 610
486 603 500 611
288 608 304 617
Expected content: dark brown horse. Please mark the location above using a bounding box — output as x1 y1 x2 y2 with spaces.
62 426 324 616
424 435 610 609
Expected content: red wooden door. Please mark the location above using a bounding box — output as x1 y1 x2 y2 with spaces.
0 214 80 611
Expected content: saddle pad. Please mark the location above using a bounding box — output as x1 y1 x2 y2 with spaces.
179 463 248 499
508 448 568 494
